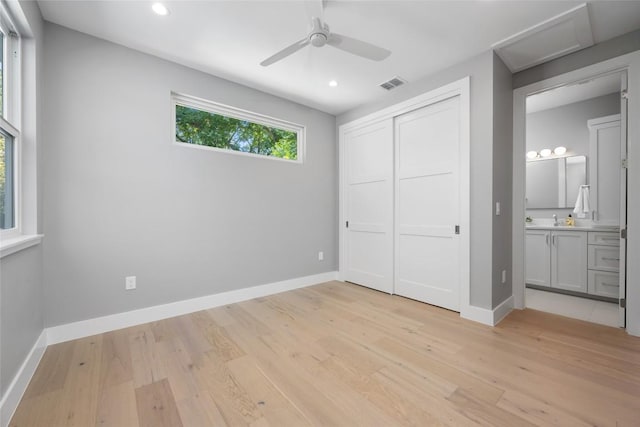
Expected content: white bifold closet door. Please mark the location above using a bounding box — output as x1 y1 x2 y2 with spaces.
394 96 462 311
342 119 394 293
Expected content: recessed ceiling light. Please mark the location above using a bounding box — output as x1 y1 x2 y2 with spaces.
328 80 338 87
152 2 169 16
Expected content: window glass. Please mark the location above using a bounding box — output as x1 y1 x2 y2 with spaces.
175 104 300 161
0 131 14 229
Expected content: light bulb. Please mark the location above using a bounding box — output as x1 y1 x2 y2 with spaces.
328 80 338 87
540 148 552 157
553 146 567 155
526 151 538 159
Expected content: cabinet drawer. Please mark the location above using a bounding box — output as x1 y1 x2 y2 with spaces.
588 232 620 246
588 245 620 272
588 270 619 298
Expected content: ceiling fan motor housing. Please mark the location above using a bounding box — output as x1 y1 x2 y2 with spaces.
309 32 328 47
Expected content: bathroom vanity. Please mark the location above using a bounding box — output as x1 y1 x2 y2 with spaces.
525 225 620 299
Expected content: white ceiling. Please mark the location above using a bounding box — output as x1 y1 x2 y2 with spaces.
37 1 640 115
527 72 621 113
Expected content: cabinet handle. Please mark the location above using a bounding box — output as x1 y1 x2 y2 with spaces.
552 235 556 246
601 238 618 241
602 257 620 261
546 234 549 245
602 283 618 287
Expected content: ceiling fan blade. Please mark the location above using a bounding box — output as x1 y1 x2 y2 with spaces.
260 38 310 66
327 33 391 61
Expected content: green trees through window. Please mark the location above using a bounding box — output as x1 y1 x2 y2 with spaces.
175 105 298 160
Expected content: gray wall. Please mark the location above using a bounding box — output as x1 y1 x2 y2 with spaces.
527 93 619 156
338 51 496 310
42 23 337 327
491 53 513 308
1 246 43 396
526 93 620 219
514 29 640 89
0 0 45 400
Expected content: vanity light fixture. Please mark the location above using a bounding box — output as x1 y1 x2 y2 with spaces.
553 146 567 155
539 148 552 157
152 2 169 15
526 150 538 159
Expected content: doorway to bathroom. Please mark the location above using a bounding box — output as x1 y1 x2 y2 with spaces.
514 68 628 329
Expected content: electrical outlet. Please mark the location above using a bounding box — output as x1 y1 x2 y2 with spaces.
318 251 324 261
125 276 136 290
501 270 507 284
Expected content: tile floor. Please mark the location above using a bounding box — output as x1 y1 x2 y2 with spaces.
525 287 620 327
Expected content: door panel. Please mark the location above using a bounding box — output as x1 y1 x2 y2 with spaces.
343 119 394 293
525 231 551 287
551 231 588 292
395 96 461 311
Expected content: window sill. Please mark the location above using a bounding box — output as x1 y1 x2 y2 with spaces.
0 234 43 259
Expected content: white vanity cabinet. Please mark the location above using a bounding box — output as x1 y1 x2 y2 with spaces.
525 229 588 293
552 231 588 292
526 228 620 299
587 232 620 298
525 230 551 287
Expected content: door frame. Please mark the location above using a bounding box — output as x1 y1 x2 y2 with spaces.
338 77 471 315
512 51 640 336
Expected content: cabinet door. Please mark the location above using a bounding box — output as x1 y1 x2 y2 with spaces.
551 231 588 292
525 230 550 287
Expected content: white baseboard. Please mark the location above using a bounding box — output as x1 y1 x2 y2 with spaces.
46 271 338 345
493 295 514 325
0 331 47 427
460 295 514 326
461 304 493 325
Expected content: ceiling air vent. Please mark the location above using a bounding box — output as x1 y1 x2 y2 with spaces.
379 76 407 91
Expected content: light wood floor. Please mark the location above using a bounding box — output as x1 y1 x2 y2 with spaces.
10 281 640 426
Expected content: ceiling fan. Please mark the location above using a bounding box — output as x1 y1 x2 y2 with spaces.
260 13 391 67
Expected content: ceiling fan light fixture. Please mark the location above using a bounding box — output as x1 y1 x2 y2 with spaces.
309 32 328 47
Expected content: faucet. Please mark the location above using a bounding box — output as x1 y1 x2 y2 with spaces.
553 214 558 226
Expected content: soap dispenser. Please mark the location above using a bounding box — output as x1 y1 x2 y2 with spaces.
565 214 575 226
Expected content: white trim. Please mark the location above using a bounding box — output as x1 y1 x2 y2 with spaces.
171 92 305 164
460 305 493 326
46 271 338 345
512 50 640 336
0 331 46 427
587 113 621 129
339 77 473 320
460 296 514 326
493 296 514 325
0 233 41 258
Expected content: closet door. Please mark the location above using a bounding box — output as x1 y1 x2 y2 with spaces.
342 119 394 293
395 96 461 311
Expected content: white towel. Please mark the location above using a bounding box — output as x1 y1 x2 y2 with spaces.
573 185 591 218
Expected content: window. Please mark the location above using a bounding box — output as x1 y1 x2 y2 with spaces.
0 9 19 239
173 93 304 162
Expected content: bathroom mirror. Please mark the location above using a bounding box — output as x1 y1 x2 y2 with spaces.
526 155 587 209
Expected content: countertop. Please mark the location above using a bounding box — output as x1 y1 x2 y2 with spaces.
525 224 620 232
